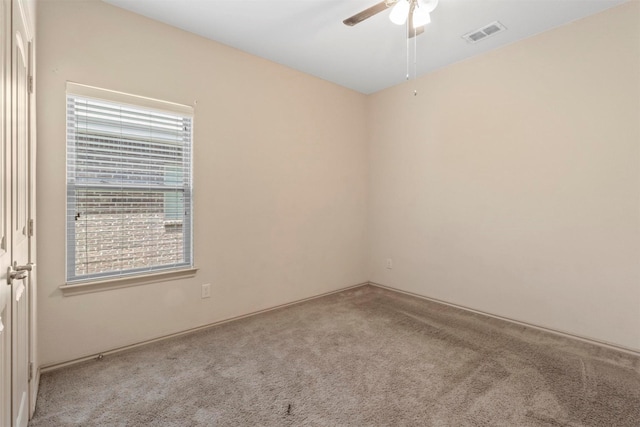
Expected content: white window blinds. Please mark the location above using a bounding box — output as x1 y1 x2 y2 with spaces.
66 85 193 283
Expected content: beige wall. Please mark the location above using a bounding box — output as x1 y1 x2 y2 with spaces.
38 0 640 366
368 2 640 351
37 0 368 366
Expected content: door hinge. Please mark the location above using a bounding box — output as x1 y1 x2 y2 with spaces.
28 219 34 237
28 76 34 94
29 362 33 382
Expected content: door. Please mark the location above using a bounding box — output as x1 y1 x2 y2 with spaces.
10 0 30 425
0 0 32 425
1 0 13 425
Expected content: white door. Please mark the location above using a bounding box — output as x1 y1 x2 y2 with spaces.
0 0 12 424
0 0 32 425
10 0 30 425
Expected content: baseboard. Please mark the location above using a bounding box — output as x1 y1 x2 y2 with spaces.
369 282 640 357
29 367 40 419
40 280 639 374
40 281 369 373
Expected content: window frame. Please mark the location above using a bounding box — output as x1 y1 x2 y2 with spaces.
63 82 195 289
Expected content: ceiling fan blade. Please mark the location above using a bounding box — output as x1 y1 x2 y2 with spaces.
343 1 397 26
409 25 425 39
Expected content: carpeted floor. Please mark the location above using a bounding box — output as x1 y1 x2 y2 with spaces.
30 285 640 426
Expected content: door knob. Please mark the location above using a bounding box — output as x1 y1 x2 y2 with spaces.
7 268 27 285
7 261 33 285
13 261 34 272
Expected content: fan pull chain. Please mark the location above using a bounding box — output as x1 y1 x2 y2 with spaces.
414 29 418 96
406 20 410 81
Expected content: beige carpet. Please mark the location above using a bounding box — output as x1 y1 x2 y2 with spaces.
30 285 640 426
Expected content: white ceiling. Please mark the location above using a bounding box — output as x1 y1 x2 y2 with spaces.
102 0 628 94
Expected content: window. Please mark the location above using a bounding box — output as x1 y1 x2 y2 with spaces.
66 83 193 283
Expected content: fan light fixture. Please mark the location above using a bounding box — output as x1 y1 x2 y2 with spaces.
390 0 438 26
341 0 439 95
389 0 410 25
412 7 431 27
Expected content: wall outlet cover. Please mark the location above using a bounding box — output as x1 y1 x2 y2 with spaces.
201 283 211 299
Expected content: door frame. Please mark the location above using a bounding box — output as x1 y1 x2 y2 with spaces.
25 0 37 417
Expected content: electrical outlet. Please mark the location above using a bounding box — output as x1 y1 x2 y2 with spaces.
386 258 393 269
201 283 211 299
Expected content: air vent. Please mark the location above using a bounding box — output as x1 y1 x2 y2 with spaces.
462 21 506 44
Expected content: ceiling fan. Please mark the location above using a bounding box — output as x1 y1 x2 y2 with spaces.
343 0 438 38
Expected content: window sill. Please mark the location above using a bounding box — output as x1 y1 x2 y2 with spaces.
60 267 199 297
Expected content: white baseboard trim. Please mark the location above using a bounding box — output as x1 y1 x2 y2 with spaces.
29 367 40 420
40 282 369 373
369 281 640 357
40 280 639 374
